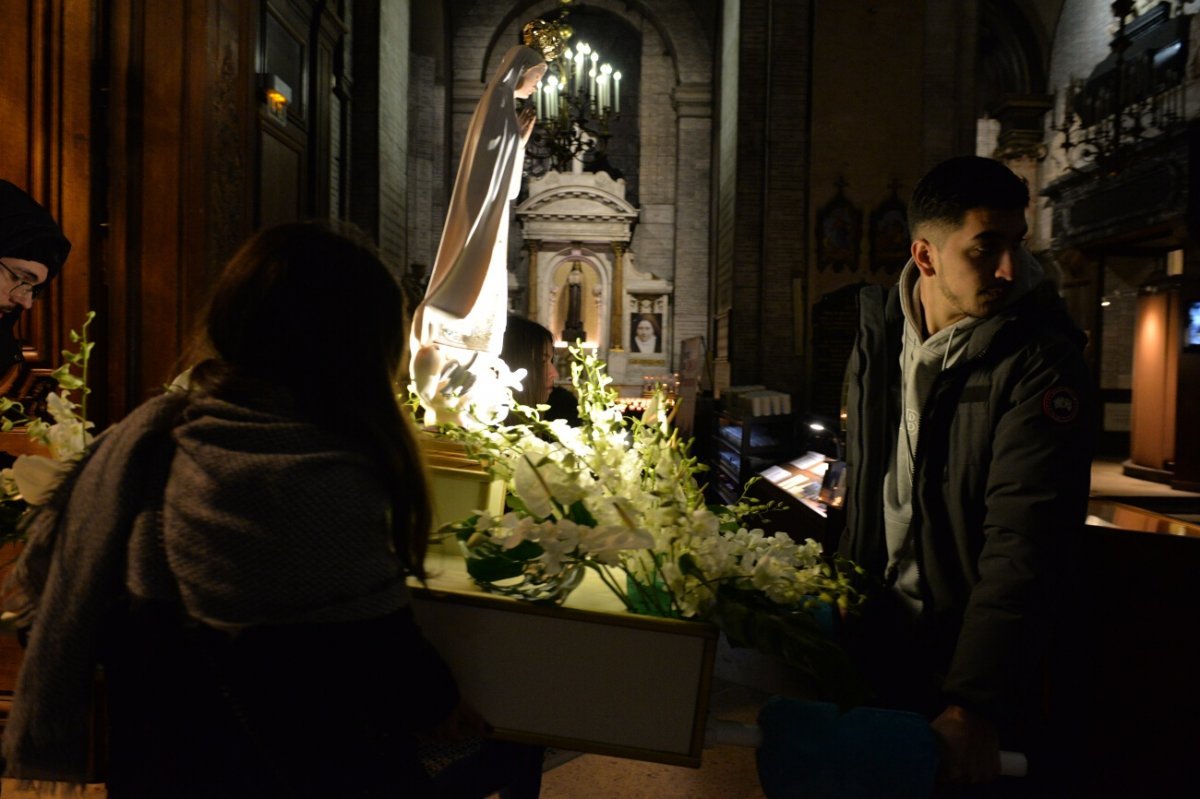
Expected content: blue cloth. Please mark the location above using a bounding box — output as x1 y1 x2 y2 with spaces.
756 697 938 799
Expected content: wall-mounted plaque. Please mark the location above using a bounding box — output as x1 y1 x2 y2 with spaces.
816 178 862 273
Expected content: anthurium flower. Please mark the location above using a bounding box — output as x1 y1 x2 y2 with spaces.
513 454 584 518
9 455 75 506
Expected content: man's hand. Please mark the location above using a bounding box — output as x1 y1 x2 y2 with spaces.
518 105 537 144
931 704 1000 785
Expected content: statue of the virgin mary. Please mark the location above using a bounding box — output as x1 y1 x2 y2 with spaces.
409 43 549 426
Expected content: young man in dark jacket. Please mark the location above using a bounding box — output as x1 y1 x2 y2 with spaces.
840 156 1094 791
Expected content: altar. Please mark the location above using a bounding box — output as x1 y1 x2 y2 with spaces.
411 551 718 768
514 167 676 397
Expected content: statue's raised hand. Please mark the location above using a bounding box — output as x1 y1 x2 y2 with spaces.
519 105 537 144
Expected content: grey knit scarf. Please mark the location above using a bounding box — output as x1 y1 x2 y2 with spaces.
2 391 411 784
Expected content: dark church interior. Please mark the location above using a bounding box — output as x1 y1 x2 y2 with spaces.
2 0 1200 796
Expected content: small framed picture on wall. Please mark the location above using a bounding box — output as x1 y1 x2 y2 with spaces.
630 312 662 354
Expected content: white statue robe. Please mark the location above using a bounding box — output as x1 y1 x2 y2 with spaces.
410 45 545 422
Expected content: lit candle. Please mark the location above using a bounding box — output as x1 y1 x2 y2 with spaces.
563 48 574 94
614 71 621 113
590 51 599 99
547 74 559 119
575 45 587 97
536 80 543 119
600 64 612 110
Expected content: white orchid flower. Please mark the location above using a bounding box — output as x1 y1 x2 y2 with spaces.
536 519 581 575
47 418 94 461
578 524 654 563
46 392 79 425
494 512 535 548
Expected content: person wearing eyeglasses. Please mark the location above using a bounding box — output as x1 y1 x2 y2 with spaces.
0 180 71 384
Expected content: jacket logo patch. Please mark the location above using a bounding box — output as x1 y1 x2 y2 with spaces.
1042 386 1079 423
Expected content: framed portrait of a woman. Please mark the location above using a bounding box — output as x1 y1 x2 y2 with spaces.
630 313 662 353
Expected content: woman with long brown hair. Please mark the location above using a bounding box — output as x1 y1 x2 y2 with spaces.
2 222 541 797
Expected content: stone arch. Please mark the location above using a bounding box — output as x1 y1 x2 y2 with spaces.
978 0 1049 112
455 0 711 88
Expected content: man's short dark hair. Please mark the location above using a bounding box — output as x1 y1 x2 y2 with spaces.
909 156 1029 238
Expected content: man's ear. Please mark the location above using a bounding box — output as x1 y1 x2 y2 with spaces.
912 238 937 277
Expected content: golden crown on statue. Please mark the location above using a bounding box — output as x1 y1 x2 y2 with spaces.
522 1 574 62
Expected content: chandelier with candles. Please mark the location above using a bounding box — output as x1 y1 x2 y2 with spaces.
522 8 622 177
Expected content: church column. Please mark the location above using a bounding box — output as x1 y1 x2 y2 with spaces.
526 240 539 318
671 83 712 361
610 241 626 350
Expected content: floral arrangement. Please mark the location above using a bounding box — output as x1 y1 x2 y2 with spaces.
432 347 869 704
0 311 96 544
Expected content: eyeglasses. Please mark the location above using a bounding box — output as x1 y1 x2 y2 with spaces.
0 260 46 301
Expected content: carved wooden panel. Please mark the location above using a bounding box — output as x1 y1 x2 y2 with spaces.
260 130 305 228
104 0 217 419
256 0 346 224
3 0 344 424
0 0 95 398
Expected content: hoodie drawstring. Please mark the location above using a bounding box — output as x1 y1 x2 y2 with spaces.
941 325 955 372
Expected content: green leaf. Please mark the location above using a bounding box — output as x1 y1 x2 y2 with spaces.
465 555 527 582
678 552 706 579
0 499 31 545
504 539 545 561
710 588 870 710
565 499 597 527
505 493 533 518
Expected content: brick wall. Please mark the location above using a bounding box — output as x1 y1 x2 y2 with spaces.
348 0 410 279
407 53 445 273
728 0 768 387
631 25 678 285
921 0 979 170
713 0 739 320
378 1 410 274
672 85 713 353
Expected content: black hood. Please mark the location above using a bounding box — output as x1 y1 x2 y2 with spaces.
0 180 71 281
